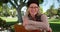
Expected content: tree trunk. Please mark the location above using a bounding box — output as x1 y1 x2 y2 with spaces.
16 5 23 23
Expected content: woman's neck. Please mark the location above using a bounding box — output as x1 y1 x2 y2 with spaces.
30 14 35 19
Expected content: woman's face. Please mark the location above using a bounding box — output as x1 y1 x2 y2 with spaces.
28 3 39 16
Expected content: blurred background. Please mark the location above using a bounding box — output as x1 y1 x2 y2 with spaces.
0 0 60 32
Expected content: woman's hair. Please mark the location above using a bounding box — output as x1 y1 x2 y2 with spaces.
27 0 39 7
25 0 41 16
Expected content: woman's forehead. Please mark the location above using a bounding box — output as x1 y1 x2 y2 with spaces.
29 3 39 7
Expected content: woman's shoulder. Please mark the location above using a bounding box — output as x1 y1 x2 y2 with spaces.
40 14 48 20
40 14 47 17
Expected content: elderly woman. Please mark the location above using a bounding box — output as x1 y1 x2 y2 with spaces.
23 0 52 32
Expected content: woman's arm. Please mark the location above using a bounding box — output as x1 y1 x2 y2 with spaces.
23 15 52 31
24 24 40 30
22 16 40 30
32 15 50 30
28 15 52 32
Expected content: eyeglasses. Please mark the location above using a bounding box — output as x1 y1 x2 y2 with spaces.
29 7 39 9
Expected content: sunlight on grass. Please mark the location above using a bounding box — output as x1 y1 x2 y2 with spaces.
0 17 18 22
49 18 60 24
49 18 60 22
50 22 60 24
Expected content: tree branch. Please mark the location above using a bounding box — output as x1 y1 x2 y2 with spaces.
23 3 27 6
9 0 16 8
23 0 26 6
24 0 26 3
14 0 18 6
20 0 23 3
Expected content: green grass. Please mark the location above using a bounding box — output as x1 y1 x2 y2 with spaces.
49 18 60 22
50 23 60 32
0 17 60 32
0 17 18 22
49 18 60 32
49 18 60 24
0 17 18 25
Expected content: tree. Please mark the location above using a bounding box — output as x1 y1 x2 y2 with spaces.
57 0 60 6
57 8 60 17
2 4 10 17
39 6 43 14
0 4 10 17
0 0 43 23
0 6 3 16
45 5 58 18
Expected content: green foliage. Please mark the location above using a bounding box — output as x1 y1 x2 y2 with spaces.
0 0 9 3
39 6 43 14
0 6 3 13
0 0 10 6
45 5 58 18
51 9 58 15
12 10 17 17
2 4 10 17
0 18 6 27
39 0 43 4
0 3 17 17
57 8 60 16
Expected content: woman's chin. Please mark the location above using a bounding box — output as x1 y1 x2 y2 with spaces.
31 14 36 16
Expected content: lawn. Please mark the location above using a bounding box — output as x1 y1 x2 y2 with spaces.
50 23 60 32
0 17 60 32
0 17 18 22
0 17 18 25
49 18 60 32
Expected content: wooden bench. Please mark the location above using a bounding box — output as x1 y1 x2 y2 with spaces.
14 24 41 32
14 24 28 32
